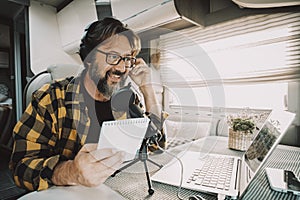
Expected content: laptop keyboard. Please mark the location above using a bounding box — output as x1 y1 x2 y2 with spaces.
186 156 234 191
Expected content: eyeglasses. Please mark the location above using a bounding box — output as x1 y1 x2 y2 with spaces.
96 49 136 68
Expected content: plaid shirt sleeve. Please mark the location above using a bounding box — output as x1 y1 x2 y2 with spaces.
10 83 68 191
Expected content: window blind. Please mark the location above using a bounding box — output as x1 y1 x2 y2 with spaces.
159 11 300 87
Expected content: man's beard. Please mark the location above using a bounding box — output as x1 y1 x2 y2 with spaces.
90 69 127 99
96 77 116 99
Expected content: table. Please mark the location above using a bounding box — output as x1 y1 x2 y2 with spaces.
19 136 300 200
18 184 125 200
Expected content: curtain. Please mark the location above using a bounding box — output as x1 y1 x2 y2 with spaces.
159 12 300 87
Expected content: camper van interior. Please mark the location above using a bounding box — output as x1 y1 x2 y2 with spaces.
0 0 299 200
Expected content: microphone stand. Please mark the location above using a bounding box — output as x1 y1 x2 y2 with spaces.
111 126 163 196
110 83 164 195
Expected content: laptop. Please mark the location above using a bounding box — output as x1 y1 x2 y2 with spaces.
151 110 295 199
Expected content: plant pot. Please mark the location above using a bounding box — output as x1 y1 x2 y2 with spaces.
228 128 252 151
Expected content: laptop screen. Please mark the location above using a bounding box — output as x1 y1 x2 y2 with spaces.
240 110 295 196
244 121 280 172
244 110 295 173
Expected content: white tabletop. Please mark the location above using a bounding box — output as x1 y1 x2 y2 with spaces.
17 136 239 200
19 184 125 200
17 136 300 200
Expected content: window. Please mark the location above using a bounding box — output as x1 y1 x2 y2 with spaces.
159 12 299 111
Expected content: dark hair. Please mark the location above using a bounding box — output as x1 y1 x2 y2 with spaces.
79 17 141 62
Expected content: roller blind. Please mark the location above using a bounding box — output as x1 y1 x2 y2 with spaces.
159 12 300 87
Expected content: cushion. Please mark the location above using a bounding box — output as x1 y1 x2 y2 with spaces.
0 84 9 102
0 84 8 96
0 93 8 102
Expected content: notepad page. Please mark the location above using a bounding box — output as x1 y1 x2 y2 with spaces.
97 118 150 161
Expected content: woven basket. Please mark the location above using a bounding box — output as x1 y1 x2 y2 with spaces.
228 128 252 151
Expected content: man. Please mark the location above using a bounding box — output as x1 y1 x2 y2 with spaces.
10 18 166 191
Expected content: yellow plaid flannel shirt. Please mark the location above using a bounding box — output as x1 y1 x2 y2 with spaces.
10 74 166 191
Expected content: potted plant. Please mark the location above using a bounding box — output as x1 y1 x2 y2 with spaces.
227 111 268 151
230 118 256 133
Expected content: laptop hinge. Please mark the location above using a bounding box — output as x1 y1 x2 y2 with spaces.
235 158 242 190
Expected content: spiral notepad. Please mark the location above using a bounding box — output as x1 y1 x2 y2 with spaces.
97 118 150 161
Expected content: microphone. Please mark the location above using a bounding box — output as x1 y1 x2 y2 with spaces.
111 83 162 142
129 103 162 141
146 112 162 142
111 83 135 113
129 104 144 118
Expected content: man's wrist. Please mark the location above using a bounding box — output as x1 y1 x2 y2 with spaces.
139 85 159 113
139 84 157 103
139 84 154 94
52 160 78 186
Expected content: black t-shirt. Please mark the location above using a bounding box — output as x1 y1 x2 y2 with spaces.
80 79 114 143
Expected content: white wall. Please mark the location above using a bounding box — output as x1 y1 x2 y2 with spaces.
29 0 82 74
